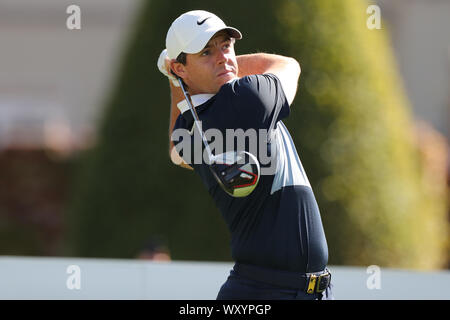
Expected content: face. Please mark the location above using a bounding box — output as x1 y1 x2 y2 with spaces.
171 31 238 94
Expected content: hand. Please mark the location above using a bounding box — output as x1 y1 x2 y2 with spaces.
157 49 180 87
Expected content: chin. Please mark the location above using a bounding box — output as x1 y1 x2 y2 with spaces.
218 73 236 86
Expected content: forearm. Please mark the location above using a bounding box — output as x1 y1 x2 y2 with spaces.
168 81 194 170
237 53 300 105
168 81 184 144
237 53 297 77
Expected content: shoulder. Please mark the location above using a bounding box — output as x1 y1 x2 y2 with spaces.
216 74 286 108
221 74 283 96
213 74 289 130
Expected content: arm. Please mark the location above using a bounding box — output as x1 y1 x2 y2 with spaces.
157 48 193 170
168 80 194 170
237 53 301 105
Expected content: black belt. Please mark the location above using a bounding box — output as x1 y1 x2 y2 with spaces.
233 263 331 294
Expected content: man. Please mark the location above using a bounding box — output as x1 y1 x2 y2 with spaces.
136 236 171 261
157 10 333 300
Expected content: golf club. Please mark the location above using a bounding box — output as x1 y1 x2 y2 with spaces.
175 75 260 197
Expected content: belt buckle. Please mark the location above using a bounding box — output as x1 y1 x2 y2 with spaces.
306 271 331 294
306 274 318 294
316 271 331 293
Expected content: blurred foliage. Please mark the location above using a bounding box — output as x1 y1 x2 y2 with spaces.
273 0 448 269
67 0 448 269
0 149 71 256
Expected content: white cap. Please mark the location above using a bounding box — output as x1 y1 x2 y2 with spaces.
166 10 242 60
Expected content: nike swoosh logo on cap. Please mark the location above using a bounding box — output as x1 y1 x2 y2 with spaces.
197 17 211 25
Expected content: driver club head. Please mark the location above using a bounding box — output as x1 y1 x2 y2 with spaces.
209 151 260 197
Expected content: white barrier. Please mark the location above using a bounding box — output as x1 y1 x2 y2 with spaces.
0 256 449 299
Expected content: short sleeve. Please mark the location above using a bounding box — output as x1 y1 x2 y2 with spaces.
171 114 194 165
224 73 290 130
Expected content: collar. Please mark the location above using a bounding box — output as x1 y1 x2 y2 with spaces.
177 93 215 113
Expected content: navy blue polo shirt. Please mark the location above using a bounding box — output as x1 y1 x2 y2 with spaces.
171 74 328 273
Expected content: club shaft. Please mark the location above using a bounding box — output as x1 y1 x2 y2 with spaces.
177 78 214 163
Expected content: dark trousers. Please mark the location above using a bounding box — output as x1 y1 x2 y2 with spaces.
216 269 334 300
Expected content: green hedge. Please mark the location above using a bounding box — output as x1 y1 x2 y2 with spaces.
272 0 448 269
66 0 448 269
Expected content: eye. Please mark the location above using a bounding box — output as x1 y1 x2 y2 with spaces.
201 50 210 56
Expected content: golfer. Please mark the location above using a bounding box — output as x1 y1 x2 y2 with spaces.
158 10 333 300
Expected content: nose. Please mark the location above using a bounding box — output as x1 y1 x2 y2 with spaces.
215 48 227 65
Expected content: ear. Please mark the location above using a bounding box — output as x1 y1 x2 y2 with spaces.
170 61 187 79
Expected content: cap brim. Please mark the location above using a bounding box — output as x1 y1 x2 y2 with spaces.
183 27 242 54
